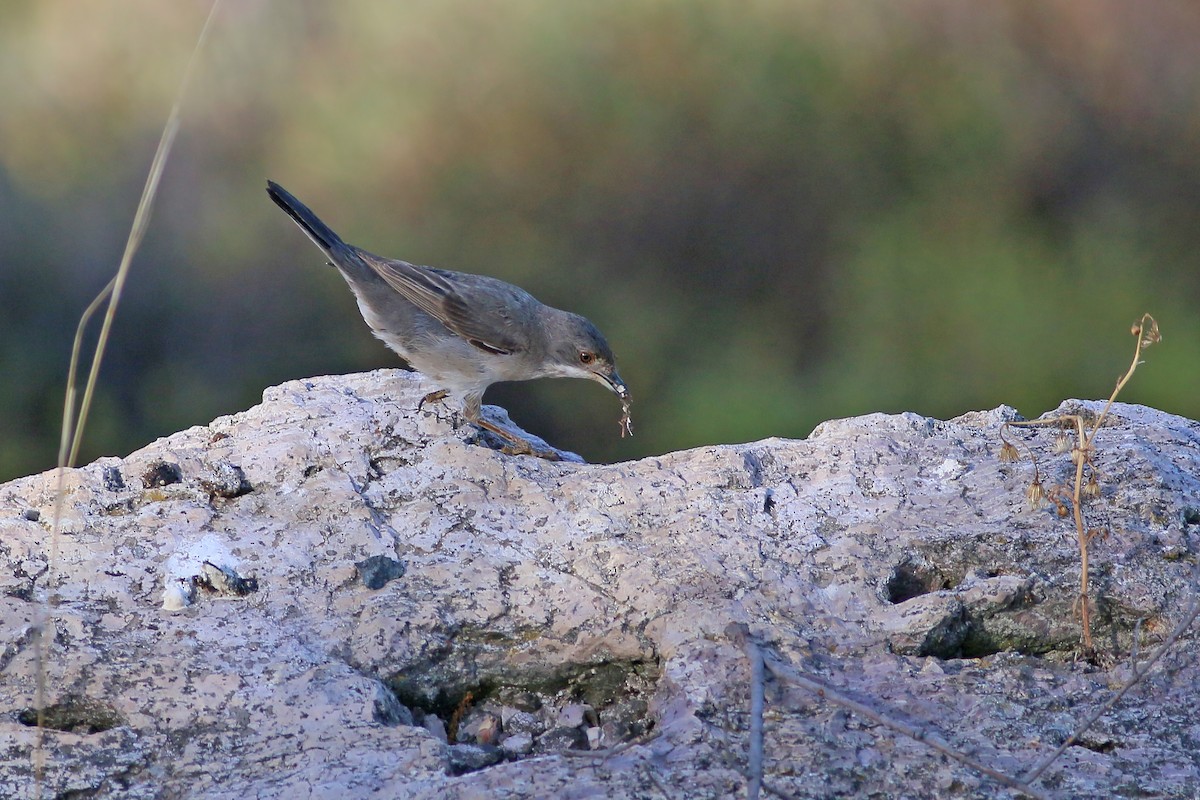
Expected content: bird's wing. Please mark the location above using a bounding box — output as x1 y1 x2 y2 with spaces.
361 254 525 355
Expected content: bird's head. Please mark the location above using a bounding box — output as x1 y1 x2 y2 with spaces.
543 311 626 398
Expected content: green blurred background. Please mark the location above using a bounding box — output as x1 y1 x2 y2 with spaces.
2 0 1197 480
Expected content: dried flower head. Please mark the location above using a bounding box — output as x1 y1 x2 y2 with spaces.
1082 474 1101 500
999 442 1020 463
1052 432 1072 454
1026 479 1045 509
1133 315 1161 349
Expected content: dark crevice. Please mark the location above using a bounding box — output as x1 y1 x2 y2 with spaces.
384 654 660 773
17 695 125 734
140 461 183 488
886 560 954 603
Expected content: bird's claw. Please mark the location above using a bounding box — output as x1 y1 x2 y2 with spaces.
418 389 449 412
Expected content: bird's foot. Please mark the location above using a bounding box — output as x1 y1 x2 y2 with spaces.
473 418 562 461
499 438 562 461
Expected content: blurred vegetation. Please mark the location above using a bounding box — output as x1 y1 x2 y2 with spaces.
2 0 1199 480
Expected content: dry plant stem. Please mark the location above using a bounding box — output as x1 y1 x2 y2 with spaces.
34 279 119 778
1003 413 1092 649
1081 313 1159 454
35 2 224 795
1001 313 1158 652
63 277 116 465
65 4 223 464
1068 416 1093 651
1022 582 1200 785
1067 313 1156 650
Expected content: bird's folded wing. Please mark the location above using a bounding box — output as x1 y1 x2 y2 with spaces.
363 254 523 355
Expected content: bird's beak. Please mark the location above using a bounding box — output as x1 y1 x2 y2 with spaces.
594 367 627 398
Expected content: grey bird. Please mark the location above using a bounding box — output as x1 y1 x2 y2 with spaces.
266 181 631 459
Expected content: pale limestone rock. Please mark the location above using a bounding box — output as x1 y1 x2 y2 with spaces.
0 373 1198 798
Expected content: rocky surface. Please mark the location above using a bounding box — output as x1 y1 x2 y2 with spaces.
2 369 1199 798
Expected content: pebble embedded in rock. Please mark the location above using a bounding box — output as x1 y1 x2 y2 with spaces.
355 555 406 590
198 561 258 597
161 577 196 611
102 466 126 491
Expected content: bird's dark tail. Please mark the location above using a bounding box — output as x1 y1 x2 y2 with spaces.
266 180 353 261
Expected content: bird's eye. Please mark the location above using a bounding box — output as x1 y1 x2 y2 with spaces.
579 351 594 365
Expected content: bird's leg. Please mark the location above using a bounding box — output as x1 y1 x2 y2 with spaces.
463 396 561 461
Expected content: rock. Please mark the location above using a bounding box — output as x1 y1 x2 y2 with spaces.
420 712 448 744
447 743 504 774
536 726 590 753
500 708 543 737
586 725 602 749
373 684 415 727
555 702 594 729
198 460 253 499
458 707 501 745
0 373 1198 798
500 731 534 756
875 592 968 657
